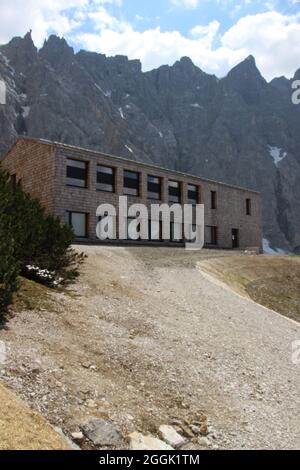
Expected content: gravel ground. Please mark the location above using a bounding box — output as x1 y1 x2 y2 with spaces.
1 246 300 450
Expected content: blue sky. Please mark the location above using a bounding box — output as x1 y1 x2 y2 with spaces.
0 0 300 80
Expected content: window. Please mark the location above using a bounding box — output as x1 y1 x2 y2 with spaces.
169 180 181 203
211 191 217 210
66 159 87 188
148 175 161 200
97 165 115 192
188 184 198 205
124 170 139 196
205 226 218 246
246 198 252 216
67 211 88 238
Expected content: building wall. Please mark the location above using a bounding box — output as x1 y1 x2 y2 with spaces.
1 139 55 212
53 145 262 250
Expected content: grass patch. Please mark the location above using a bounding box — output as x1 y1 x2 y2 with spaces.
199 255 300 323
12 277 58 313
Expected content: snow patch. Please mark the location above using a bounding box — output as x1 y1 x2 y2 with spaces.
125 144 133 154
268 146 287 167
119 107 125 119
22 106 30 118
263 238 286 255
94 83 111 98
190 103 203 109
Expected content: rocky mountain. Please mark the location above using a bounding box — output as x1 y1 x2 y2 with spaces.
1 32 300 252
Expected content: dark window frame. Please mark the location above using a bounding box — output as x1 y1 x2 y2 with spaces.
246 198 252 216
147 174 162 201
211 190 217 210
168 180 181 204
96 164 116 193
123 170 140 197
66 158 88 189
188 184 199 205
67 211 89 239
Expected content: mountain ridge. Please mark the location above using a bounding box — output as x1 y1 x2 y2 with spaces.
1 32 300 252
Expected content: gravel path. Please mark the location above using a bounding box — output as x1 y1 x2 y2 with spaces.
1 246 300 449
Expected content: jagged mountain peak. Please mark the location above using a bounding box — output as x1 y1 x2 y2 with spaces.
1 31 37 70
39 35 74 68
0 33 300 252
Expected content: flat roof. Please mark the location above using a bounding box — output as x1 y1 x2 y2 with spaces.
5 136 260 195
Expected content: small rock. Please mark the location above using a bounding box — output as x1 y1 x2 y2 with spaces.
159 425 186 449
81 419 123 446
180 425 195 439
198 436 211 447
71 431 84 443
200 423 209 436
190 425 201 435
86 399 97 408
81 362 91 369
129 432 174 450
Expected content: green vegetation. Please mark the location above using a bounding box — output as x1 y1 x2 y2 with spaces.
0 169 84 320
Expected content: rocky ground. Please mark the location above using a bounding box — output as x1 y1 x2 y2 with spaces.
0 246 300 450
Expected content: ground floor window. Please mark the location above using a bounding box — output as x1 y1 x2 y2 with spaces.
205 225 218 246
67 211 88 238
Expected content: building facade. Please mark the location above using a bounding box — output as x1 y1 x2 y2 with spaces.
1 137 262 250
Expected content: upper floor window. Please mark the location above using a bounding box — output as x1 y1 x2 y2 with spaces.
97 165 115 192
148 175 161 200
188 184 198 205
211 190 217 210
169 180 181 203
66 158 87 188
246 198 252 216
124 170 139 196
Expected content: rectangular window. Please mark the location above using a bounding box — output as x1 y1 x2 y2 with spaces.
148 175 161 200
124 170 139 196
188 184 198 205
246 198 252 216
66 159 87 188
67 211 88 238
211 190 217 210
169 180 181 203
205 226 218 246
97 165 115 192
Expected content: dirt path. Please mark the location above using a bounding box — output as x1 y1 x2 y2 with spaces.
1 246 300 450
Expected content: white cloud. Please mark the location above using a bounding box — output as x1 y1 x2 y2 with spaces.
170 0 199 8
0 1 299 80
75 10 300 79
0 0 121 46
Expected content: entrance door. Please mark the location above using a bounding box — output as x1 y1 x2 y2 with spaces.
232 229 239 249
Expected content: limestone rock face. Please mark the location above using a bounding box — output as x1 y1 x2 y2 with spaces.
1 33 300 252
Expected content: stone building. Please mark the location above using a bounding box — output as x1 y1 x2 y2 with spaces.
1 137 262 249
